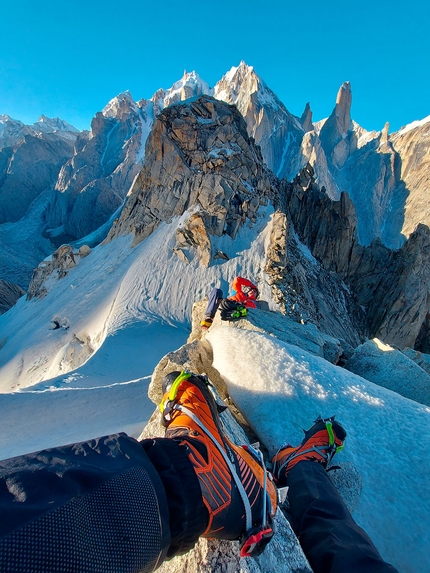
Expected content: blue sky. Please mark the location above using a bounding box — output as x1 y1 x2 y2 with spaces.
1 0 428 133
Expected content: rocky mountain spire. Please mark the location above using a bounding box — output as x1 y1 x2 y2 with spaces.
300 102 313 132
151 70 213 116
214 62 304 179
102 90 137 119
319 81 355 169
108 95 271 249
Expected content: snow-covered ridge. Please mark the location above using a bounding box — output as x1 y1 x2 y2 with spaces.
102 90 138 118
393 114 430 137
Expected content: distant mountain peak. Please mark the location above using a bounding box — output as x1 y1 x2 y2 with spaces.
34 115 79 133
151 70 213 115
102 91 137 118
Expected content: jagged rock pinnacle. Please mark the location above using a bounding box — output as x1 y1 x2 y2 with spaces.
300 102 313 132
334 81 352 135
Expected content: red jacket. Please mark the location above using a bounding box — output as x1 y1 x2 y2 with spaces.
228 277 258 308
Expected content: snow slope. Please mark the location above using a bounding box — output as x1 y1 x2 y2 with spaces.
0 204 276 391
1 198 428 572
208 326 430 573
0 319 188 460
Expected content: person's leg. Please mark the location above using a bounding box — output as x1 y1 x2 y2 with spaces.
204 288 223 319
272 417 398 573
201 288 223 328
287 462 398 573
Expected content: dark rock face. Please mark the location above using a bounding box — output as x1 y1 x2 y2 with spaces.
0 280 25 314
0 133 75 224
282 164 430 349
108 96 272 247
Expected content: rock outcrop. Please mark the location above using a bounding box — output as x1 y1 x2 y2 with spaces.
345 339 430 406
27 244 79 300
0 279 25 314
108 95 271 248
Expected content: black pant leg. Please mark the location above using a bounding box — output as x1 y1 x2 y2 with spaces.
204 288 223 318
287 461 398 573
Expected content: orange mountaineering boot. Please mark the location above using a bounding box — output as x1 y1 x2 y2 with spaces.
159 371 277 557
272 416 346 487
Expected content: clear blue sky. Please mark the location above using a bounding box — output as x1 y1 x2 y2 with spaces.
1 0 428 133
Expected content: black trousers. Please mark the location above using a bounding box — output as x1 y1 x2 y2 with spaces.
0 436 399 573
287 461 398 573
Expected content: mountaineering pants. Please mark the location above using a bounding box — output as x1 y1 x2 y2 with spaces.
0 434 398 573
204 287 223 318
287 461 398 573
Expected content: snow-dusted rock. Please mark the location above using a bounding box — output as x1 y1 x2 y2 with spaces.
78 244 91 257
27 244 78 300
214 61 305 180
344 338 430 406
108 95 271 246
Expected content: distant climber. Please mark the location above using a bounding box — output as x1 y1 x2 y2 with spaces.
200 276 259 329
0 370 399 573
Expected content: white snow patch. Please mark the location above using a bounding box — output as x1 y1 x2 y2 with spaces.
394 114 430 137
135 105 154 164
276 132 292 177
207 326 430 573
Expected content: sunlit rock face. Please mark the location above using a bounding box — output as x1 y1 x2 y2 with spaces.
108 95 271 247
214 61 305 180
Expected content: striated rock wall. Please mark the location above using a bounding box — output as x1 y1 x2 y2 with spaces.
283 164 430 349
